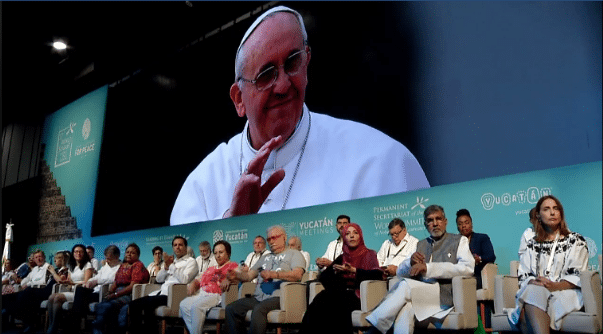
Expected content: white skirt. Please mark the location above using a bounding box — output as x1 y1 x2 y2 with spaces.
508 283 583 330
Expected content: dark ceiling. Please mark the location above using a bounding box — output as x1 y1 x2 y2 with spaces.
2 1 274 126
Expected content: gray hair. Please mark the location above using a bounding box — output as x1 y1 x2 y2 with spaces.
104 245 120 258
234 6 308 82
423 205 446 221
288 236 302 250
267 225 287 238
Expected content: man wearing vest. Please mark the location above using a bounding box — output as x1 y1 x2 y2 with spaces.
365 205 475 334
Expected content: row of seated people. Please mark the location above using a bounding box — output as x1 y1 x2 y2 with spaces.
1 194 598 334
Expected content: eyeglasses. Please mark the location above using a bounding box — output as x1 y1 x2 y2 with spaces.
389 230 403 237
238 48 309 91
266 234 284 243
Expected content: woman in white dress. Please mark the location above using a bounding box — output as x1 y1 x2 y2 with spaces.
508 195 589 334
46 244 94 334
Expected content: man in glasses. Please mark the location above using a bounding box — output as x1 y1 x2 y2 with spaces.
376 218 418 277
226 225 305 334
170 6 429 226
365 205 474 334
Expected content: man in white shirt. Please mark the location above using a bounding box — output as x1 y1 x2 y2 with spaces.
79 245 122 298
377 218 419 277
169 6 430 225
3 250 54 332
86 245 101 273
288 236 310 271
365 205 474 334
196 240 218 276
316 215 350 270
243 236 271 283
127 236 198 334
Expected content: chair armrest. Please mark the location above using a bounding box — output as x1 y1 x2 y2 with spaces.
98 284 110 302
493 275 519 314
510 261 520 276
360 280 387 312
166 284 188 310
132 283 161 300
478 263 498 300
279 282 307 323
388 276 400 291
221 283 239 307
308 281 324 305
143 283 162 296
580 270 602 332
307 271 319 281
238 281 256 299
452 276 478 327
452 276 477 312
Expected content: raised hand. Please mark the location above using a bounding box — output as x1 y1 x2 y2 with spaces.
224 136 286 218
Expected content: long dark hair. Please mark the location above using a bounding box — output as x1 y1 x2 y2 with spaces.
69 244 91 270
533 195 570 242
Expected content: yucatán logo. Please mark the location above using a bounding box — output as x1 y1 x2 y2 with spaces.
481 187 552 210
213 230 224 244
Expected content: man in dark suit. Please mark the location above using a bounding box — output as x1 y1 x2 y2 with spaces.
456 209 496 289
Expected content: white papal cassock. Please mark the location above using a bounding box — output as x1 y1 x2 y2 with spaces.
170 105 430 225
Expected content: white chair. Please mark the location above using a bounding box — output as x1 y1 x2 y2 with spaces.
351 279 388 330
205 283 240 334
414 276 478 331
477 263 498 333
243 281 307 334
491 271 602 333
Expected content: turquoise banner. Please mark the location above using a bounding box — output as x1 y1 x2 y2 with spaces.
40 86 109 242
30 161 602 276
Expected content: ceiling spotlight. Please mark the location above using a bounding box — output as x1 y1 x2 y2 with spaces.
53 41 67 50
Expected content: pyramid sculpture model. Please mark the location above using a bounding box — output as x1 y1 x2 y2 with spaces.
37 159 82 243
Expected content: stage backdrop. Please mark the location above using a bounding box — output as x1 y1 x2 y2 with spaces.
29 161 601 276
38 85 109 243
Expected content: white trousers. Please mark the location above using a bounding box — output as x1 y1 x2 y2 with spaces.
179 290 221 334
365 280 415 334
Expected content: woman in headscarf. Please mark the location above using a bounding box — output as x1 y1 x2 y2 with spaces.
508 195 589 333
300 223 384 334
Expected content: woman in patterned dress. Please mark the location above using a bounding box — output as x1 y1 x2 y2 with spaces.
508 195 589 333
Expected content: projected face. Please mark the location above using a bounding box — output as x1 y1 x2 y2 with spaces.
231 12 309 150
